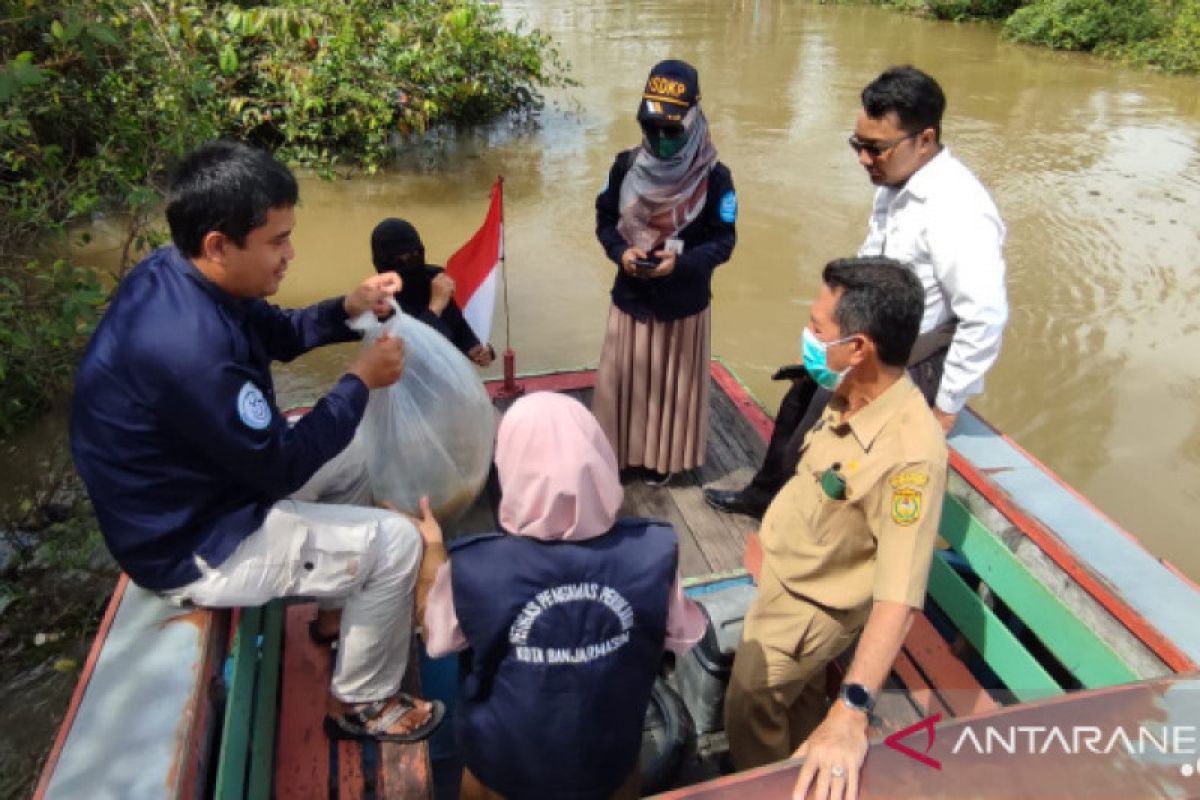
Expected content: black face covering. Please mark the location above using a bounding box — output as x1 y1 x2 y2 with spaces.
641 122 688 160
396 258 432 314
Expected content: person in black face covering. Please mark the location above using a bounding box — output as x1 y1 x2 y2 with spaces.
370 218 495 367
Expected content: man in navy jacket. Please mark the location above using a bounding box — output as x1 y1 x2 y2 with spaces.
70 141 442 743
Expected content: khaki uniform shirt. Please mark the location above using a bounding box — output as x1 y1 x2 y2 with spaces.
760 374 948 611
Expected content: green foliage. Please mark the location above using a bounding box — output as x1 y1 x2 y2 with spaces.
0 0 569 434
0 261 105 434
1119 0 1200 72
926 0 1022 21
840 0 1198 71
1003 0 1164 51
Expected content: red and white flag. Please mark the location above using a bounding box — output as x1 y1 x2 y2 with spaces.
445 177 503 344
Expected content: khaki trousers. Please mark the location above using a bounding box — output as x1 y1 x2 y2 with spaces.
723 566 866 770
167 433 423 704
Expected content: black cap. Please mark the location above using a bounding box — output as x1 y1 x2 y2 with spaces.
370 218 424 271
636 59 700 124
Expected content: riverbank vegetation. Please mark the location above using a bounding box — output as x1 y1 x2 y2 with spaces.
1 3 569 793
0 0 570 435
863 0 1200 73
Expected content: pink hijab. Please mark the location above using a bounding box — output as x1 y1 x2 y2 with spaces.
423 392 703 659
496 392 624 542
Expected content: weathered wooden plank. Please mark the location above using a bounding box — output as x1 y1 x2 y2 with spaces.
247 600 284 798
623 479 712 578
878 677 925 733
950 413 1200 671
378 741 432 799
941 494 1141 689
338 741 367 800
274 604 333 800
378 645 434 799
900 613 999 717
215 606 261 799
947 472 1170 680
694 376 766 490
669 483 748 576
887 647 951 722
927 556 1062 703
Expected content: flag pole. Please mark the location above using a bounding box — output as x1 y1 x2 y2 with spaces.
496 175 524 399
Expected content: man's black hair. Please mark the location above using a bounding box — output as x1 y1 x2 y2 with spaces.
166 140 298 257
861 65 946 141
822 256 923 368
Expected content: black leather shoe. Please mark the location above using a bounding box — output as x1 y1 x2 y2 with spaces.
702 487 768 518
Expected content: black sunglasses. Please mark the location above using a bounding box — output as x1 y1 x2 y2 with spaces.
642 123 686 140
847 132 918 159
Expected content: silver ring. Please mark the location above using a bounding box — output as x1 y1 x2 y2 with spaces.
831 765 846 779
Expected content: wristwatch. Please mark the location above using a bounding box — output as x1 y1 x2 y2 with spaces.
838 682 875 715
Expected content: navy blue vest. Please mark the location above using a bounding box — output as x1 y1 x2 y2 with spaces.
449 518 678 799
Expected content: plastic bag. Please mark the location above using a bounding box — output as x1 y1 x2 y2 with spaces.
349 301 494 522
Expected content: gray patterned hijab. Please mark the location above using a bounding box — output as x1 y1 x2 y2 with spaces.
617 105 719 254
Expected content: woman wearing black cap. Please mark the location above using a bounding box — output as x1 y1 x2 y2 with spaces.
370 217 495 367
593 59 737 484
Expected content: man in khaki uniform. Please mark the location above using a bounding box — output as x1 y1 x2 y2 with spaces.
724 256 948 800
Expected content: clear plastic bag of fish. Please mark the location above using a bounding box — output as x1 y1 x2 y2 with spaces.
349 301 494 522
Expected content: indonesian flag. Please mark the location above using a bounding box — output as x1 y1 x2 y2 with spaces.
445 177 503 344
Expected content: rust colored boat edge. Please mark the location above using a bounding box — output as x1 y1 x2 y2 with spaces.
708 358 773 443
483 366 596 399
31 574 131 799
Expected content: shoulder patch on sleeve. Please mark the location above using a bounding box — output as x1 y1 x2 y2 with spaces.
719 190 738 223
891 487 923 526
237 381 272 430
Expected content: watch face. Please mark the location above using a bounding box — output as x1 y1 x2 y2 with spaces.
845 683 871 708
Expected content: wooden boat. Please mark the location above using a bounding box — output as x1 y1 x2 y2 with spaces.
33 361 1200 799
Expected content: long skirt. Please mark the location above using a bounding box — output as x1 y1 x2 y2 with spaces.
592 304 709 474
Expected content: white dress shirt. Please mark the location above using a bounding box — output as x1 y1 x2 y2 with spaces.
858 146 1008 415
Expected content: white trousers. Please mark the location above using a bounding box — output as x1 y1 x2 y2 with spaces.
168 434 423 704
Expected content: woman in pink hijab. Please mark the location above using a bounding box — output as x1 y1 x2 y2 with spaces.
415 391 704 800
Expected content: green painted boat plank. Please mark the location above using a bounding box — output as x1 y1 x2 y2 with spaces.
247 600 285 799
215 605 263 800
926 555 1062 703
939 495 1141 688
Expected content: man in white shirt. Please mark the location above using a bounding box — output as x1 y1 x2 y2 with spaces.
704 65 1007 519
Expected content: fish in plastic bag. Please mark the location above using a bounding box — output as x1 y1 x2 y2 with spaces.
349 300 494 522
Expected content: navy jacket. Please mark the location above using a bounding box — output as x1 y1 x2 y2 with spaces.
394 263 482 357
595 150 737 322
450 519 678 799
70 246 366 591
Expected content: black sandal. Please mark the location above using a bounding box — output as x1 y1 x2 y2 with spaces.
324 693 445 743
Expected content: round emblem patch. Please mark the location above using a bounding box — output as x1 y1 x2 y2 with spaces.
891 487 922 526
237 381 272 431
719 190 738 223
